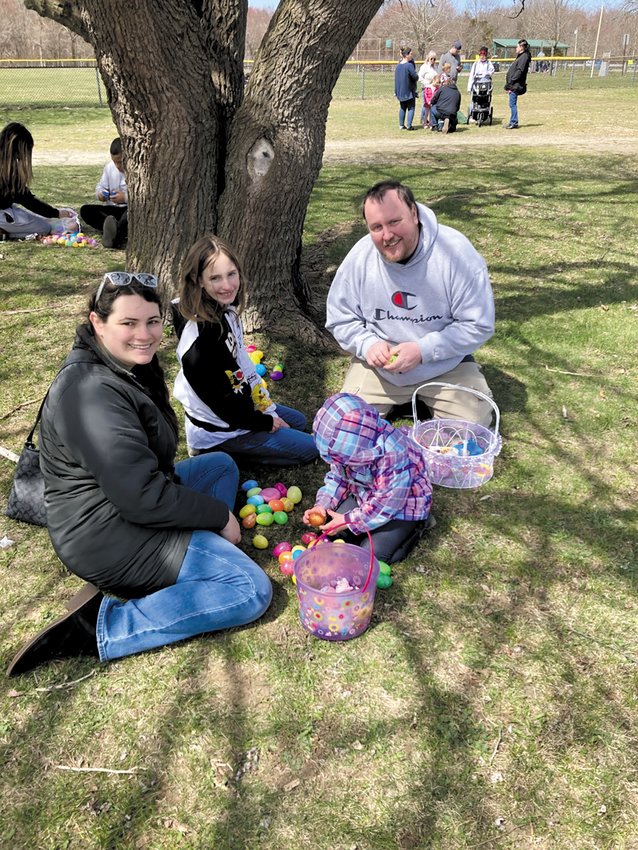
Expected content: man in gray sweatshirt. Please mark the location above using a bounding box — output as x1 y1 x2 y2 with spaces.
326 180 495 427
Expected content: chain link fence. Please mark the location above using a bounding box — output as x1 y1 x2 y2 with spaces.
1 57 636 109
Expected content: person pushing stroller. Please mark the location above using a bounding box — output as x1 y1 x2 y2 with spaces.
467 47 495 126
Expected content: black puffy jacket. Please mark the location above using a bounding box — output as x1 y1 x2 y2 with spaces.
39 325 230 597
505 50 531 95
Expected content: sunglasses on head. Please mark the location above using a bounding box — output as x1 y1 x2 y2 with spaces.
95 271 158 304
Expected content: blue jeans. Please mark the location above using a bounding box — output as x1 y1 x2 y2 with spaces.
216 404 318 466
398 98 415 129
96 452 273 661
508 91 519 125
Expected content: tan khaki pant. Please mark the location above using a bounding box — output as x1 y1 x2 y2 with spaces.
340 358 494 426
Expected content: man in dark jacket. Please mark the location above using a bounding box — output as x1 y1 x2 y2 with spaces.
430 78 461 133
394 47 419 130
504 39 531 129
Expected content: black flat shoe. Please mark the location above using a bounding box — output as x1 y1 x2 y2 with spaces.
7 586 102 677
102 215 118 249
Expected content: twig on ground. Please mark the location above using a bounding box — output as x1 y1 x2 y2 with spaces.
489 724 503 764
35 670 96 692
468 822 527 848
55 765 140 775
544 364 593 377
0 304 72 316
564 625 638 666
0 445 20 463
1 398 39 420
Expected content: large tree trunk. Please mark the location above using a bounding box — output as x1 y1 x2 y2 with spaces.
24 0 383 341
218 0 382 342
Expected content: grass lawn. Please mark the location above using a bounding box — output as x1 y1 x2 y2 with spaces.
1 86 638 849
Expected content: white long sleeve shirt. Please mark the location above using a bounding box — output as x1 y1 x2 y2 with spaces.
95 161 128 205
468 58 495 92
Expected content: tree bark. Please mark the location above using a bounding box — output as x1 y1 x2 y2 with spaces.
24 0 383 341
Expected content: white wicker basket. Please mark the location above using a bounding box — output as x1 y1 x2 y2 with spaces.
410 382 502 489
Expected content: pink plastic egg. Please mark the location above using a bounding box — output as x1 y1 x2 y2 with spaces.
259 487 280 502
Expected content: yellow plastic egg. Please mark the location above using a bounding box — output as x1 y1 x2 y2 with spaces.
252 534 269 549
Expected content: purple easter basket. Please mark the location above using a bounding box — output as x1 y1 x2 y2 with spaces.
293 538 380 642
410 382 502 489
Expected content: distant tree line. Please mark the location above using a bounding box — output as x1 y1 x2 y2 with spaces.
2 0 636 62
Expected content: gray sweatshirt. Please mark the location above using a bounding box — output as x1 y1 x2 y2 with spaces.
325 204 495 387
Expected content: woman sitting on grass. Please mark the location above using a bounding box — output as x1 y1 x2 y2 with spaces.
7 273 272 677
0 121 75 239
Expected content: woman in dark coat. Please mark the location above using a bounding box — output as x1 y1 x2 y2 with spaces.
8 273 272 676
504 39 531 129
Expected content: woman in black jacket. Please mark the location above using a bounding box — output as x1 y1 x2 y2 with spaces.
8 273 272 676
0 122 75 238
504 39 531 129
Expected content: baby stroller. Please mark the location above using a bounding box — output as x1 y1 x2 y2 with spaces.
469 78 493 126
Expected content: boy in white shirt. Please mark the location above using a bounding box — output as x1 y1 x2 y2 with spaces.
79 137 128 249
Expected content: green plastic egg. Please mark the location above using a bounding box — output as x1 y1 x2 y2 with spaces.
256 503 273 514
376 573 393 589
378 561 392 576
273 511 288 525
286 485 302 504
256 512 274 526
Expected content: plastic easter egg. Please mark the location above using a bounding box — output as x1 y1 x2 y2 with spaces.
268 499 285 513
247 494 265 506
270 370 283 381
273 511 288 525
278 550 294 565
307 510 324 527
260 487 280 502
301 532 318 545
256 503 273 514
274 482 288 496
246 486 262 498
291 546 306 560
242 479 259 491
286 485 302 504
281 497 295 512
255 363 267 377
239 504 256 519
378 561 392 576
333 538 346 544
272 541 292 558
279 560 295 577
246 345 257 353
376 573 393 589
252 534 269 549
256 512 274 527
291 574 296 585
241 513 257 529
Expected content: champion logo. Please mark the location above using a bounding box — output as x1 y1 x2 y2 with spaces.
391 291 417 310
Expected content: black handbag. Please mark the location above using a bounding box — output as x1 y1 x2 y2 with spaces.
5 398 47 527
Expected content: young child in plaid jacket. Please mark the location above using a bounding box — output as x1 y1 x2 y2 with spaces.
303 393 434 564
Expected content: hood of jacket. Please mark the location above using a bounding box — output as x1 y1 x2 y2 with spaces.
313 393 396 468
